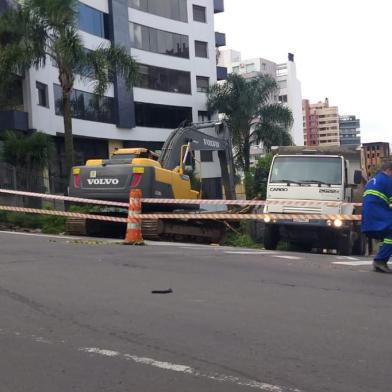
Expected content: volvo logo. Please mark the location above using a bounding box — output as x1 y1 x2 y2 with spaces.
87 178 120 185
203 138 221 148
270 187 289 192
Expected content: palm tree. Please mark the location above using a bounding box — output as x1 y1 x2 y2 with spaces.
207 73 293 175
0 0 138 176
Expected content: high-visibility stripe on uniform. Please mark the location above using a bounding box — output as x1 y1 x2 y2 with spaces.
383 238 392 245
363 189 390 205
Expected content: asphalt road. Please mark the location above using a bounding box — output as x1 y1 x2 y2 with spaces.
0 230 391 392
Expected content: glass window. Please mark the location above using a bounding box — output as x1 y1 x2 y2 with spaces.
198 111 211 122
130 23 189 58
200 150 213 162
246 63 255 73
195 41 208 58
270 156 342 185
136 63 191 94
193 5 206 22
0 76 23 110
128 0 188 22
135 102 192 128
53 85 115 124
36 82 48 107
196 76 209 93
78 2 109 39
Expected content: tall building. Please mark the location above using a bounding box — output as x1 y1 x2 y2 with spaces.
218 50 304 147
339 115 361 146
362 142 390 179
302 98 340 146
0 0 226 187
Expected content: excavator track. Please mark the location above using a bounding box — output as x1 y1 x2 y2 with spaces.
65 215 225 244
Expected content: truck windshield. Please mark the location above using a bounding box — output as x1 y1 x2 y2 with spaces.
270 156 342 185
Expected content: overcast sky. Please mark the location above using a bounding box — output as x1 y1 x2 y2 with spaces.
214 0 391 144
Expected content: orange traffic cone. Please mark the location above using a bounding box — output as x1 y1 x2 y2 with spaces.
124 189 144 245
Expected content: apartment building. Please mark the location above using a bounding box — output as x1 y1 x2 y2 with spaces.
218 50 304 148
0 0 226 191
302 98 340 146
339 115 361 146
362 142 390 179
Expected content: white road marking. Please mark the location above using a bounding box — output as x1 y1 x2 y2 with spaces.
0 230 78 240
225 251 275 255
273 255 301 260
80 346 301 392
333 260 373 266
335 256 360 261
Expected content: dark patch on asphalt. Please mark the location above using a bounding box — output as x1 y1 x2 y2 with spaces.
151 289 173 294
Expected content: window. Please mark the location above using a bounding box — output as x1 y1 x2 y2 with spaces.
232 66 239 73
196 76 209 93
53 85 114 124
195 41 208 58
130 23 189 58
129 0 188 22
279 95 288 103
78 2 109 39
36 82 48 107
270 156 342 185
193 5 206 22
135 102 192 128
246 63 255 73
198 111 211 122
136 64 191 94
200 150 213 162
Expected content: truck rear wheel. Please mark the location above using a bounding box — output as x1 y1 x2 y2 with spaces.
264 224 280 250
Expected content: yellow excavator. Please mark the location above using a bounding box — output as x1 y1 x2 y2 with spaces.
67 122 236 242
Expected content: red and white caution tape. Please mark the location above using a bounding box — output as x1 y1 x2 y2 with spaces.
0 205 361 222
0 188 361 208
0 205 127 223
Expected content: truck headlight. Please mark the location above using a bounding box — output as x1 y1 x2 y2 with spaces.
333 219 343 228
264 215 271 223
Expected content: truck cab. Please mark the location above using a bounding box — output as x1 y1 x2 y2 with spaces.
263 147 364 255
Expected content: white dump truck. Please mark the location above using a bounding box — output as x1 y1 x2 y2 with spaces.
263 146 365 255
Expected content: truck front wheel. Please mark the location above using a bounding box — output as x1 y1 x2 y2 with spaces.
264 224 280 250
337 230 353 256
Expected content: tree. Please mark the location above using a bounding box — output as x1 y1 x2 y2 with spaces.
1 130 54 197
0 0 138 176
244 154 273 200
207 73 293 177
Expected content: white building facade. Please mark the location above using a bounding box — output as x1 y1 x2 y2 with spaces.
218 50 304 149
1 0 226 186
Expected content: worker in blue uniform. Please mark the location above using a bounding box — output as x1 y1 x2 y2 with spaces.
361 162 392 273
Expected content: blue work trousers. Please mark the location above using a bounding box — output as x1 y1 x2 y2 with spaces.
365 231 392 262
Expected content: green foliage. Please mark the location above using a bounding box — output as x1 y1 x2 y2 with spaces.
0 211 65 234
207 74 293 175
1 131 54 169
0 0 139 175
222 221 261 249
245 154 273 200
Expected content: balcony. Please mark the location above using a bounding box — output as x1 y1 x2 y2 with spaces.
217 66 228 81
0 110 29 131
214 0 224 13
215 32 226 47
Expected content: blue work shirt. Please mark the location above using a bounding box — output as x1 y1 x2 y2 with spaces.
361 171 392 233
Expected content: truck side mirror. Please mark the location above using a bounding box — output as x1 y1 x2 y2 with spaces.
354 170 362 185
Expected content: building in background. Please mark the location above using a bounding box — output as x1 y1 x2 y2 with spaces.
339 115 361 146
218 49 304 154
362 142 390 179
0 0 226 195
302 98 340 146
